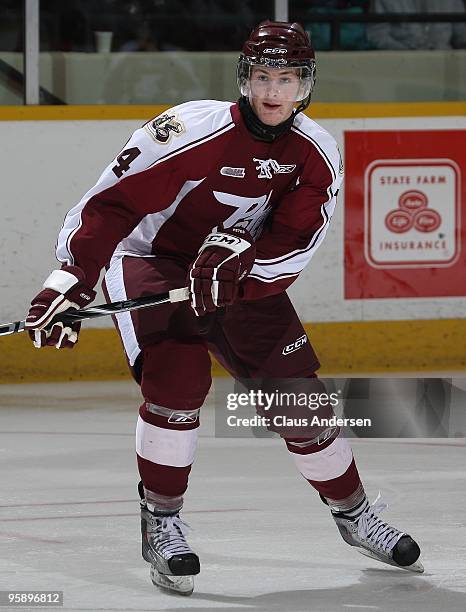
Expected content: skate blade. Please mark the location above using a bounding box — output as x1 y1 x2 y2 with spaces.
358 547 424 573
150 565 194 596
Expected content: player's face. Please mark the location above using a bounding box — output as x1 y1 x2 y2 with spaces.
249 66 300 126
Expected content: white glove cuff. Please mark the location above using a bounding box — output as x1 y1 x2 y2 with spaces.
43 269 79 293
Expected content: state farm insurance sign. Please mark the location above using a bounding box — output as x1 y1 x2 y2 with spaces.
344 131 465 298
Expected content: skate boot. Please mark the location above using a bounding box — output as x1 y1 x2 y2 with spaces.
140 499 200 596
329 493 424 573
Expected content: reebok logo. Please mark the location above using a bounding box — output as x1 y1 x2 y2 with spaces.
317 426 337 445
254 158 296 179
168 409 199 424
282 334 307 355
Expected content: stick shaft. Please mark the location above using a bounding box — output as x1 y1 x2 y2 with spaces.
0 287 189 337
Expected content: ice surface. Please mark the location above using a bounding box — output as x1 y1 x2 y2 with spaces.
0 380 465 611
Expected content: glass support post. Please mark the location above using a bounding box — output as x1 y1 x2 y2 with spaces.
24 0 40 105
274 0 289 22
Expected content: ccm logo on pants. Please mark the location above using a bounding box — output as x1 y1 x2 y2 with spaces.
282 334 308 356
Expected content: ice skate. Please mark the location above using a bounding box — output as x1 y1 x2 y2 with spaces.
140 500 200 596
330 493 424 573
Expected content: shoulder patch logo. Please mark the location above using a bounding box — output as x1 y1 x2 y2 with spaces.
220 166 245 178
145 112 184 144
337 145 344 175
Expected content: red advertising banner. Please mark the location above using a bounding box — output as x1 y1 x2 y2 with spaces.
344 130 465 299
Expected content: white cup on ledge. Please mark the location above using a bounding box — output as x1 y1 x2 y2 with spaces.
94 31 113 53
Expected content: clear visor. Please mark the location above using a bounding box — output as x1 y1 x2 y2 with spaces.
238 62 314 103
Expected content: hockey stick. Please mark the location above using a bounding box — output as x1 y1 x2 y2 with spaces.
0 287 189 337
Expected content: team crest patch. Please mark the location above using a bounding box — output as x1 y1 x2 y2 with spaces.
254 158 296 179
145 112 184 144
220 166 245 178
337 145 344 175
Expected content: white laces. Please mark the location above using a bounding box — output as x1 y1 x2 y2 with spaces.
149 515 193 559
357 493 403 553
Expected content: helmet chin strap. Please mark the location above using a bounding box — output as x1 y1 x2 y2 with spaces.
238 95 311 143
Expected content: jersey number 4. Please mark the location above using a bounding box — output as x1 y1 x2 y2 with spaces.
112 147 141 178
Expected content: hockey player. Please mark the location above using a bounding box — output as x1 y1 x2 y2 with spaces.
25 21 423 596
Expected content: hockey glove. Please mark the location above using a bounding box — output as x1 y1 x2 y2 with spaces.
188 226 256 316
25 266 96 349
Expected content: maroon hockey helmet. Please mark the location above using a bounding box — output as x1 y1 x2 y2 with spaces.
237 21 316 109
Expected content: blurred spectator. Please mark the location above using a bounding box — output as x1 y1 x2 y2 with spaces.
40 0 92 51
38 0 261 53
40 0 148 52
303 1 371 50
141 0 255 51
367 0 466 50
117 2 159 52
189 0 254 51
